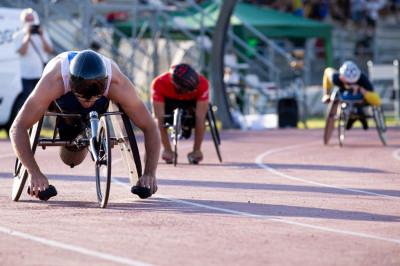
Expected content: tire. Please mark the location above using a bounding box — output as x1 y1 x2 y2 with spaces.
207 105 222 162
372 106 387 146
172 108 183 167
338 108 346 147
95 116 112 208
12 117 43 201
323 100 339 145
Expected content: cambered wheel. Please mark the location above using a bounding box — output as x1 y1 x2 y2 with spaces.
108 102 142 186
12 117 43 201
95 116 112 208
323 99 339 145
206 105 222 162
372 106 387 146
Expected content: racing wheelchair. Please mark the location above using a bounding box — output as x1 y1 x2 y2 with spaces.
323 88 387 146
163 104 222 166
12 100 142 208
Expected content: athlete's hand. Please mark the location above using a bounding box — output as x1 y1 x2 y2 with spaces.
321 94 331 103
28 173 50 198
136 174 158 195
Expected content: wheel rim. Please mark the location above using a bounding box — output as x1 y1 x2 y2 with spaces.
172 109 182 167
338 111 346 147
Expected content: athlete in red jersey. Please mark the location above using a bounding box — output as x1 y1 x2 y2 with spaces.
152 63 209 164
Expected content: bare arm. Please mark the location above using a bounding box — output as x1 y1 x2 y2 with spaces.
39 27 53 54
193 100 209 151
17 28 30 55
107 64 160 194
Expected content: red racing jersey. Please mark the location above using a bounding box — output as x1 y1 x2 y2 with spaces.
151 71 209 102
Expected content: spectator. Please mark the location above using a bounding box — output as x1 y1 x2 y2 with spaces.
305 0 329 21
364 0 386 37
151 64 209 164
330 0 351 26
90 41 101 52
350 0 366 30
292 0 305 16
13 8 53 103
390 0 400 23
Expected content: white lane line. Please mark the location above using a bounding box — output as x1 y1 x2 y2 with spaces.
393 148 400 161
0 226 154 266
1 158 153 266
153 195 400 244
111 159 400 244
255 142 400 199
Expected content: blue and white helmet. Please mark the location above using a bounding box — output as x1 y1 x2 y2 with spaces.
339 61 361 83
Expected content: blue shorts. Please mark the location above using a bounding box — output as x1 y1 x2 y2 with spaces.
55 92 109 140
340 91 363 101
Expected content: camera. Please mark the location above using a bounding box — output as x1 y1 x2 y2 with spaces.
30 25 40 34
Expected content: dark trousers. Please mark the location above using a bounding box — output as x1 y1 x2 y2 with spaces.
21 78 40 101
55 92 109 140
164 98 196 128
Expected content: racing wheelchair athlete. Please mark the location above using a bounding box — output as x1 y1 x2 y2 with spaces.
10 50 161 206
322 61 386 146
152 63 218 165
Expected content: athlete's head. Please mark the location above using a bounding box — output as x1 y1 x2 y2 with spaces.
69 50 108 102
339 61 361 84
170 63 199 94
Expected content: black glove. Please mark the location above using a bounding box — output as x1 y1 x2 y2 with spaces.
27 185 58 201
131 186 151 199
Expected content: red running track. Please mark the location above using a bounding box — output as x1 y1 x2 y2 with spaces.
0 127 399 265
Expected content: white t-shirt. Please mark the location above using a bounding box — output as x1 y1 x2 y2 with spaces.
13 28 53 79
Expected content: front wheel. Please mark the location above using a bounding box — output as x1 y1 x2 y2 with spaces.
338 108 346 147
172 108 183 167
95 116 112 208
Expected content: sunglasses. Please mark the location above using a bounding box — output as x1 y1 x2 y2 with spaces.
73 93 102 103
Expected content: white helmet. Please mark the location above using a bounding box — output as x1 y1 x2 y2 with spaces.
339 61 361 83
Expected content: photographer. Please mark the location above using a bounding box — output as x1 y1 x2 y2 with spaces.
13 8 53 102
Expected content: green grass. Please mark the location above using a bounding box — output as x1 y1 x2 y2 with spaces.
297 115 399 129
1 115 397 139
0 128 54 139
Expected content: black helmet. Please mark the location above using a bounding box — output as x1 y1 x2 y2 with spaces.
69 50 108 99
170 63 199 93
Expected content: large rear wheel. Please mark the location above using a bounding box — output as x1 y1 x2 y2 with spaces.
206 105 222 162
95 116 112 208
12 117 43 201
372 106 387 146
323 99 339 145
108 102 142 186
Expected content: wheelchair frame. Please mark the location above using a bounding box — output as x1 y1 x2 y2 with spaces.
12 101 142 208
323 88 387 146
163 104 222 166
